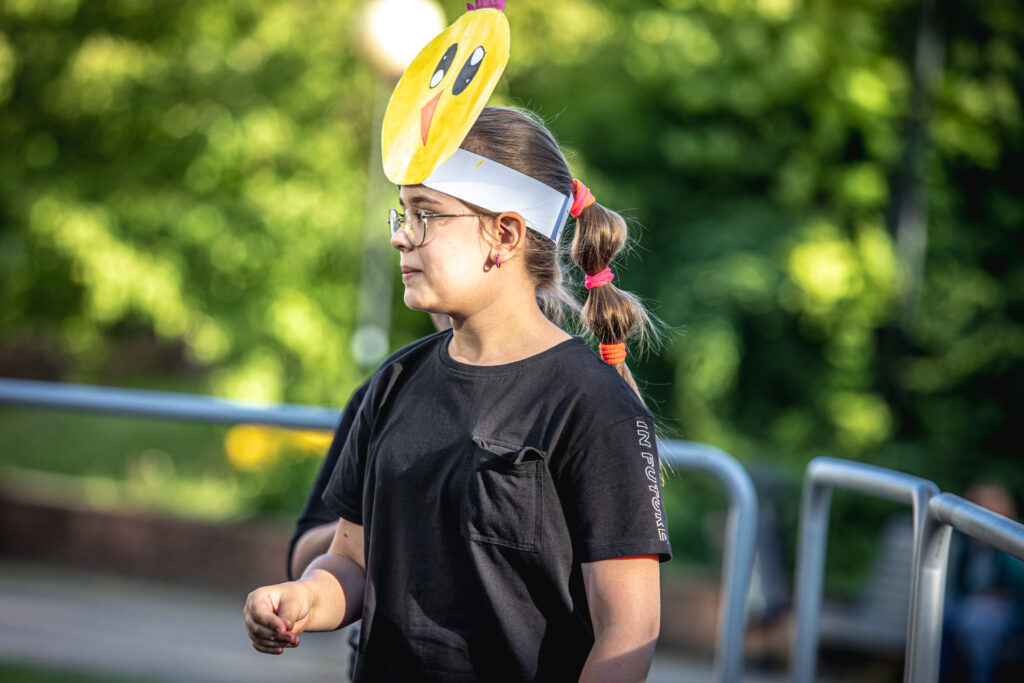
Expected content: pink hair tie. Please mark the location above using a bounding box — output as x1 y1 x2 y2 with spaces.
466 0 506 10
569 179 596 218
585 267 615 290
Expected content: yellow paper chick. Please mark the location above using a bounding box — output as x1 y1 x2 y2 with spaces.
381 6 510 185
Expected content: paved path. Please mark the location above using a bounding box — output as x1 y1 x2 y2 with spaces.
0 560 793 682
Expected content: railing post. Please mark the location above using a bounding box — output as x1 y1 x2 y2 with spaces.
790 457 939 683
906 493 1024 683
660 440 758 683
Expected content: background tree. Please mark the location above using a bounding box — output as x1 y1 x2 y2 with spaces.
1 0 1021 568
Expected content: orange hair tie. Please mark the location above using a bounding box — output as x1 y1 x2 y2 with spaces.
570 179 596 218
599 343 627 365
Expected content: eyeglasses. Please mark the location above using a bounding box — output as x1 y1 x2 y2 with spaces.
388 207 486 247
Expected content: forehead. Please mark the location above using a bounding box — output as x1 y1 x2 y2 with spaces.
398 185 468 211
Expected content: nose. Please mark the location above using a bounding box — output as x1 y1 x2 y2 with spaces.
391 224 412 251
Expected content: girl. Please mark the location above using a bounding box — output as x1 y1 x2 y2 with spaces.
244 107 671 682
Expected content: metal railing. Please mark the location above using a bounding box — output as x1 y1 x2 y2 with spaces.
20 378 1015 682
790 457 939 683
3 379 762 682
0 377 340 431
906 492 1024 683
660 439 758 683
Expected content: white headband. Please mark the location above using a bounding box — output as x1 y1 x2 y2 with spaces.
421 148 572 242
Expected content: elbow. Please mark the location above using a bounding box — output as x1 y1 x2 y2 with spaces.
633 613 661 646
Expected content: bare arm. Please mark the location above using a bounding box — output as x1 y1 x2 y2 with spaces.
290 521 338 580
578 556 661 683
244 517 366 654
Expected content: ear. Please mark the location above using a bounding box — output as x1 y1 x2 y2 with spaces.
492 211 528 262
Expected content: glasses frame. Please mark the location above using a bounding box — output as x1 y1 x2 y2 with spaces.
388 207 488 246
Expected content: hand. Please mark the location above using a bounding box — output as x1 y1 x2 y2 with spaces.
243 581 313 655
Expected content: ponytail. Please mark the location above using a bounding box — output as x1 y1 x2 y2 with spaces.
460 106 662 403
571 201 659 400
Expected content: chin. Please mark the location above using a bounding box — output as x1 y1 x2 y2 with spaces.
403 292 451 318
403 290 432 312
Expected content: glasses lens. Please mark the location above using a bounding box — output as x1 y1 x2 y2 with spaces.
407 209 426 245
388 208 400 236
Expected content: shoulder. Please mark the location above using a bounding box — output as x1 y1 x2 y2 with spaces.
531 338 654 449
553 338 650 415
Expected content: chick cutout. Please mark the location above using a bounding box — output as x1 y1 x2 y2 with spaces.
381 6 510 185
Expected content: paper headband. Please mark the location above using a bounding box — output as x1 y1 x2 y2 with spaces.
423 148 572 241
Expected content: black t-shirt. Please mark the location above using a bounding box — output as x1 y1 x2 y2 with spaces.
287 379 371 580
323 330 672 682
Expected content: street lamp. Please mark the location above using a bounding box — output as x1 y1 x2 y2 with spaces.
358 0 447 78
350 0 446 370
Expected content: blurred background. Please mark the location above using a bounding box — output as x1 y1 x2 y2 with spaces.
1 0 1022 681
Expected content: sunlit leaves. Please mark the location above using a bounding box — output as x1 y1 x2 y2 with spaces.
2 0 371 405
1 0 1021 490
0 32 16 105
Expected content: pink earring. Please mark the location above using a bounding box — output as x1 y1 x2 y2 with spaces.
495 253 501 268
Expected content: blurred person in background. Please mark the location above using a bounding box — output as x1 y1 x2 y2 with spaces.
287 312 454 581
942 481 1024 683
286 312 452 680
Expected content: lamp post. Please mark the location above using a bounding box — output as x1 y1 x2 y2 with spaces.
350 0 445 370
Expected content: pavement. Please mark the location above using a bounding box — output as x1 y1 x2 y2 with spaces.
0 560 800 682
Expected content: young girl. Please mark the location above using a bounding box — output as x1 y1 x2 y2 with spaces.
243 107 671 682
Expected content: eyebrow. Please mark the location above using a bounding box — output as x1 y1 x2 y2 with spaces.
399 193 442 211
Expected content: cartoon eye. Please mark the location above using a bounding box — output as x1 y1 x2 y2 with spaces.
430 44 458 89
451 46 485 96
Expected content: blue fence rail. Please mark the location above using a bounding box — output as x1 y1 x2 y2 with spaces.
906 493 1024 683
7 377 1024 683
790 457 939 683
660 440 758 683
1 378 757 683
0 377 340 431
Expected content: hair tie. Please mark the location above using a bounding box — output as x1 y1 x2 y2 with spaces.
584 267 615 290
569 179 596 218
599 343 627 365
466 0 506 10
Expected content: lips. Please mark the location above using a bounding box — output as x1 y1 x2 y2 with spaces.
420 92 442 146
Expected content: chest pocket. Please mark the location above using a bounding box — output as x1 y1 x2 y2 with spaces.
461 436 545 553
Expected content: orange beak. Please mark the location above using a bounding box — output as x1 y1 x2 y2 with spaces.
420 92 442 147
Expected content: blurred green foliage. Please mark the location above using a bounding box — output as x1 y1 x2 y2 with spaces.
1 0 1023 581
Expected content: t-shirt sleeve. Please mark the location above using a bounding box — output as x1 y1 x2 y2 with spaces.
286 379 370 579
554 415 672 563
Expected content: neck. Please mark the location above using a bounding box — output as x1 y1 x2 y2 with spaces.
447 284 570 366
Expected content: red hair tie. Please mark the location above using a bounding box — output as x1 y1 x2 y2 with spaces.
584 267 614 290
569 179 596 218
599 343 627 365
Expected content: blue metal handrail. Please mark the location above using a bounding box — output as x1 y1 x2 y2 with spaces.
660 439 758 683
0 377 340 431
906 493 1024 683
790 457 939 683
1 377 761 682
